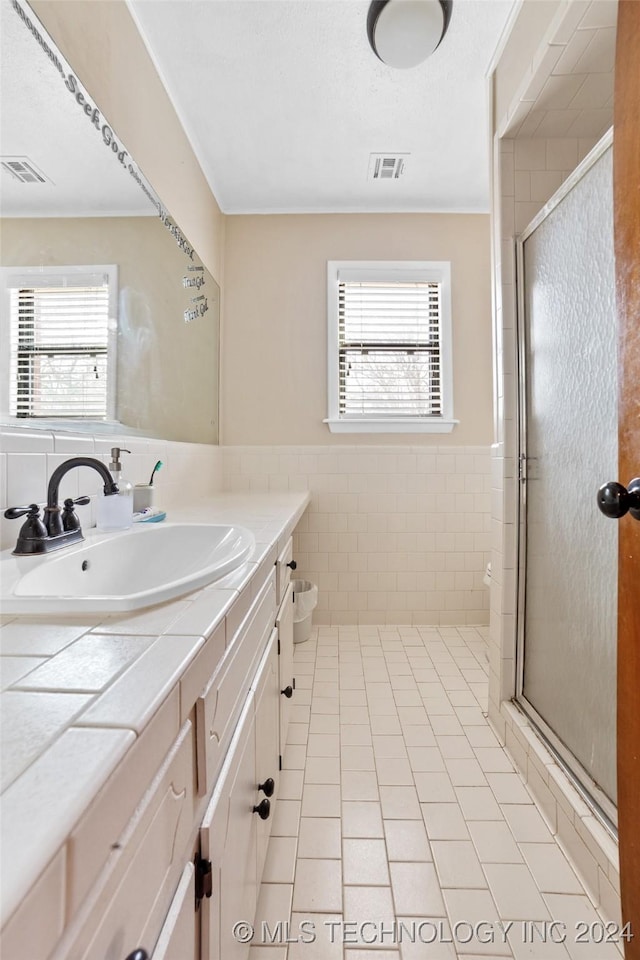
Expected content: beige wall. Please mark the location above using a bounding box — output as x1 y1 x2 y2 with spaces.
222 213 493 446
31 0 226 285
3 217 219 443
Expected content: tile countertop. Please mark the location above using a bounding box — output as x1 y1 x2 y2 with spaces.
0 490 310 930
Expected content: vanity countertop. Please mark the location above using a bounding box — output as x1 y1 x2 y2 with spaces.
0 490 310 930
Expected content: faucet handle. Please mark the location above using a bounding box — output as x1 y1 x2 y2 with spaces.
4 504 48 551
62 496 91 532
4 503 42 521
64 496 91 508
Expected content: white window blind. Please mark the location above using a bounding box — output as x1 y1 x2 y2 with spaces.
338 279 442 417
326 261 456 434
4 268 117 420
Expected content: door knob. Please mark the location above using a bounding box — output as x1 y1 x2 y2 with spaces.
596 478 640 521
286 560 297 570
258 777 275 797
124 951 148 960
253 798 271 820
281 685 293 698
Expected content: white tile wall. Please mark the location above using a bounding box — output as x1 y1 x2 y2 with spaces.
498 0 615 144
222 445 492 627
0 425 224 551
1 429 493 624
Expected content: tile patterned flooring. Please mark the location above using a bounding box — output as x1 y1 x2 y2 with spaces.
251 626 621 960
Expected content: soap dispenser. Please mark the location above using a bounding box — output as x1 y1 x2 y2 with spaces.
96 447 133 531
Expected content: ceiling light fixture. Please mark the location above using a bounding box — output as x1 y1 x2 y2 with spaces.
367 0 453 69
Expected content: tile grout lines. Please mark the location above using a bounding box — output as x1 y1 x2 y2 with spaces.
252 625 620 960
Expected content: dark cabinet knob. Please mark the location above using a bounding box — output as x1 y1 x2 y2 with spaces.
258 777 275 797
597 478 640 521
286 560 297 570
124 951 148 960
281 685 293 698
253 798 271 820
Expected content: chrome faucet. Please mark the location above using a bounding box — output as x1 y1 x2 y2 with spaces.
4 457 119 556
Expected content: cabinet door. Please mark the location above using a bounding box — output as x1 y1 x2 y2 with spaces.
200 695 257 960
253 629 280 883
151 862 196 960
196 577 275 797
276 582 295 756
57 723 196 960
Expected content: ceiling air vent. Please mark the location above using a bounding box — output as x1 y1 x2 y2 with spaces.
1 157 48 184
368 153 408 181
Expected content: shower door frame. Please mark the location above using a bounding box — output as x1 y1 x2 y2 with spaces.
514 128 617 834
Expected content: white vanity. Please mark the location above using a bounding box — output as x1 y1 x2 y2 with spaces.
0 491 309 960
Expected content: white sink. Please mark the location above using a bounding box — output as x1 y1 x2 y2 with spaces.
0 523 255 614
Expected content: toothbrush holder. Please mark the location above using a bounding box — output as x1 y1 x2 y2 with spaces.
133 484 156 513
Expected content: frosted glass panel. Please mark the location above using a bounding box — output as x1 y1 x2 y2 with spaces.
521 145 617 805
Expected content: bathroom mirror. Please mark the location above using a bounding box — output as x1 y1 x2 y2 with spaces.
0 0 219 444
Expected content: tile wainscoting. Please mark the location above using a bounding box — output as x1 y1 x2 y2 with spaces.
0 427 224 552
0 431 492 627
221 445 492 627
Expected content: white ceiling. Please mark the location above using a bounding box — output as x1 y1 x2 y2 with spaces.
128 0 517 214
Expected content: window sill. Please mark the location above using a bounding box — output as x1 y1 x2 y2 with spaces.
324 418 459 434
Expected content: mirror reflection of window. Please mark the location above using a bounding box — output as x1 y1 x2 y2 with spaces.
1 265 118 420
0 0 220 443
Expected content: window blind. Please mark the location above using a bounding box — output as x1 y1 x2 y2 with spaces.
8 273 112 418
338 279 442 418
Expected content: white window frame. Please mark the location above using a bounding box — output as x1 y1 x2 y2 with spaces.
325 260 457 433
1 264 118 423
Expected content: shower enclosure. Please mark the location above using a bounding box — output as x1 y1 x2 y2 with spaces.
516 131 618 828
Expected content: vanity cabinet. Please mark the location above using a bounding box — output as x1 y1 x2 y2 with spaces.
0 500 308 960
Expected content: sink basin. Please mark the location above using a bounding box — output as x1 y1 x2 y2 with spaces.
0 523 255 614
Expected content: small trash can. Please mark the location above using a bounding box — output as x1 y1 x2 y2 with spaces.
292 579 318 644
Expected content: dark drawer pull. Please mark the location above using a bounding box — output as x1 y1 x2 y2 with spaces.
259 777 275 797
253 798 271 820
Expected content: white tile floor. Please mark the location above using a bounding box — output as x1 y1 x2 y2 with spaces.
251 626 621 959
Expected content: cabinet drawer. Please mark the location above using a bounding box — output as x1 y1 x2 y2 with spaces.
275 537 294 606
196 576 275 797
53 722 196 960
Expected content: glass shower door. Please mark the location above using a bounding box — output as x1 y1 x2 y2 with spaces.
517 135 618 822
